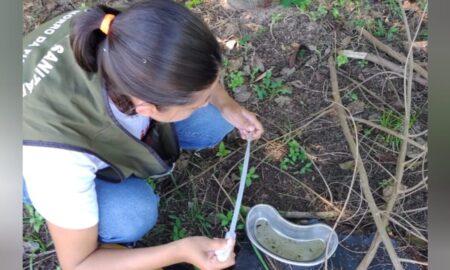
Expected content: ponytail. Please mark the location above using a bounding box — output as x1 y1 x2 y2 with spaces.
69 5 120 72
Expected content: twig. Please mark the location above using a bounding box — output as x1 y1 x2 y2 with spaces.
329 56 404 270
352 117 426 151
339 50 427 86
399 258 428 266
241 206 340 220
356 27 428 79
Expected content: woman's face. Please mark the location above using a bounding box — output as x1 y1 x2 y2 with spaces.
132 77 217 123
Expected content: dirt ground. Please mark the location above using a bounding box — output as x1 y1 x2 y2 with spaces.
23 0 428 269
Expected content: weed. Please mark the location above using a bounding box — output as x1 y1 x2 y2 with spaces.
185 0 203 9
380 178 394 188
311 5 328 20
385 0 403 19
358 59 369 68
345 90 359 102
374 19 386 37
188 201 212 236
387 26 399 41
252 70 291 100
217 210 245 230
239 165 259 187
223 57 229 69
379 110 403 150
250 67 260 82
300 162 313 174
336 54 349 67
228 71 244 91
239 35 251 47
298 48 307 59
271 13 283 24
281 0 311 11
169 215 187 241
146 177 156 190
25 205 45 233
331 7 340 19
419 29 428 40
352 19 366 28
216 142 231 158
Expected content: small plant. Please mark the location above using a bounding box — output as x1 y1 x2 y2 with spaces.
188 201 212 236
228 71 244 91
331 7 340 19
374 19 386 37
281 0 311 11
216 142 231 158
217 210 245 230
250 67 260 82
169 215 187 241
358 59 369 68
336 54 349 67
239 35 251 47
311 5 328 20
344 90 359 102
252 70 291 100
380 178 394 189
25 205 45 233
386 0 403 19
239 165 259 187
280 139 313 175
271 13 283 24
223 57 229 69
146 177 156 190
300 162 313 174
298 48 307 59
387 26 399 41
185 0 203 9
379 111 403 150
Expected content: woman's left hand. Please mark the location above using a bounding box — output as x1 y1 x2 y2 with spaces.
221 103 264 140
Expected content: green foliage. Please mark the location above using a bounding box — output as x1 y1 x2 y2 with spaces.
185 0 203 9
358 59 369 68
281 0 311 11
387 26 399 41
311 5 328 20
331 7 340 19
271 13 283 24
239 35 251 47
345 90 359 102
217 142 231 158
379 178 394 188
336 54 349 67
250 67 260 82
228 71 244 91
252 70 292 100
385 0 403 19
169 215 187 241
188 201 212 236
374 19 386 37
239 165 259 187
298 48 307 59
217 210 245 230
379 110 405 150
280 139 312 175
223 57 229 69
146 177 156 190
25 205 45 233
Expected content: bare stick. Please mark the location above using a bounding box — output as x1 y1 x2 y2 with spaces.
330 56 404 270
356 27 428 79
339 50 427 86
241 206 340 220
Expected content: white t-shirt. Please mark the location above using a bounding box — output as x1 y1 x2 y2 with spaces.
23 98 150 229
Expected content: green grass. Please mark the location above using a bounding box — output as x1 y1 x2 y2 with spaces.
387 26 399 42
311 5 328 20
187 200 212 237
24 205 45 233
239 35 251 47
169 215 187 241
378 111 417 150
271 13 283 24
280 0 311 11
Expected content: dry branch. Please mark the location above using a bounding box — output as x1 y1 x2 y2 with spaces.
356 27 428 79
241 206 340 220
339 50 427 86
329 56 404 270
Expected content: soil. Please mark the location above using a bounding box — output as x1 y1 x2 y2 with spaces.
23 0 428 269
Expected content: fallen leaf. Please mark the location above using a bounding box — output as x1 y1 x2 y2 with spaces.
228 57 243 71
288 43 301 68
225 39 237 50
347 101 365 115
281 67 296 77
339 160 355 170
250 55 265 72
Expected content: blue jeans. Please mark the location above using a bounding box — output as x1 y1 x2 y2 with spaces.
23 104 234 243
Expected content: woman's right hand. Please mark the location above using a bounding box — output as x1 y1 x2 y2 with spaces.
180 236 236 270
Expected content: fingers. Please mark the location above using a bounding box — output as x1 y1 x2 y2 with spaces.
240 110 264 140
209 250 236 270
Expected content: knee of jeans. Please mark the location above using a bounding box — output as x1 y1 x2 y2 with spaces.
98 187 159 243
182 123 234 150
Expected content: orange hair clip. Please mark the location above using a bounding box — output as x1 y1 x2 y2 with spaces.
100 14 115 35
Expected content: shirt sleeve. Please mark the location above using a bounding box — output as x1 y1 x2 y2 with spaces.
23 146 100 229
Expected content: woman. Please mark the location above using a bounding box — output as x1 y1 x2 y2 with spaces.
22 1 263 269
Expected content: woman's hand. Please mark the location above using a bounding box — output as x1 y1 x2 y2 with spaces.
221 102 264 140
180 236 236 270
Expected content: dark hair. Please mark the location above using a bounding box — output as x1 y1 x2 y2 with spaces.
70 0 222 113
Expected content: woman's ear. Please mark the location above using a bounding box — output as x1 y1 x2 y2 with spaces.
131 96 159 117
